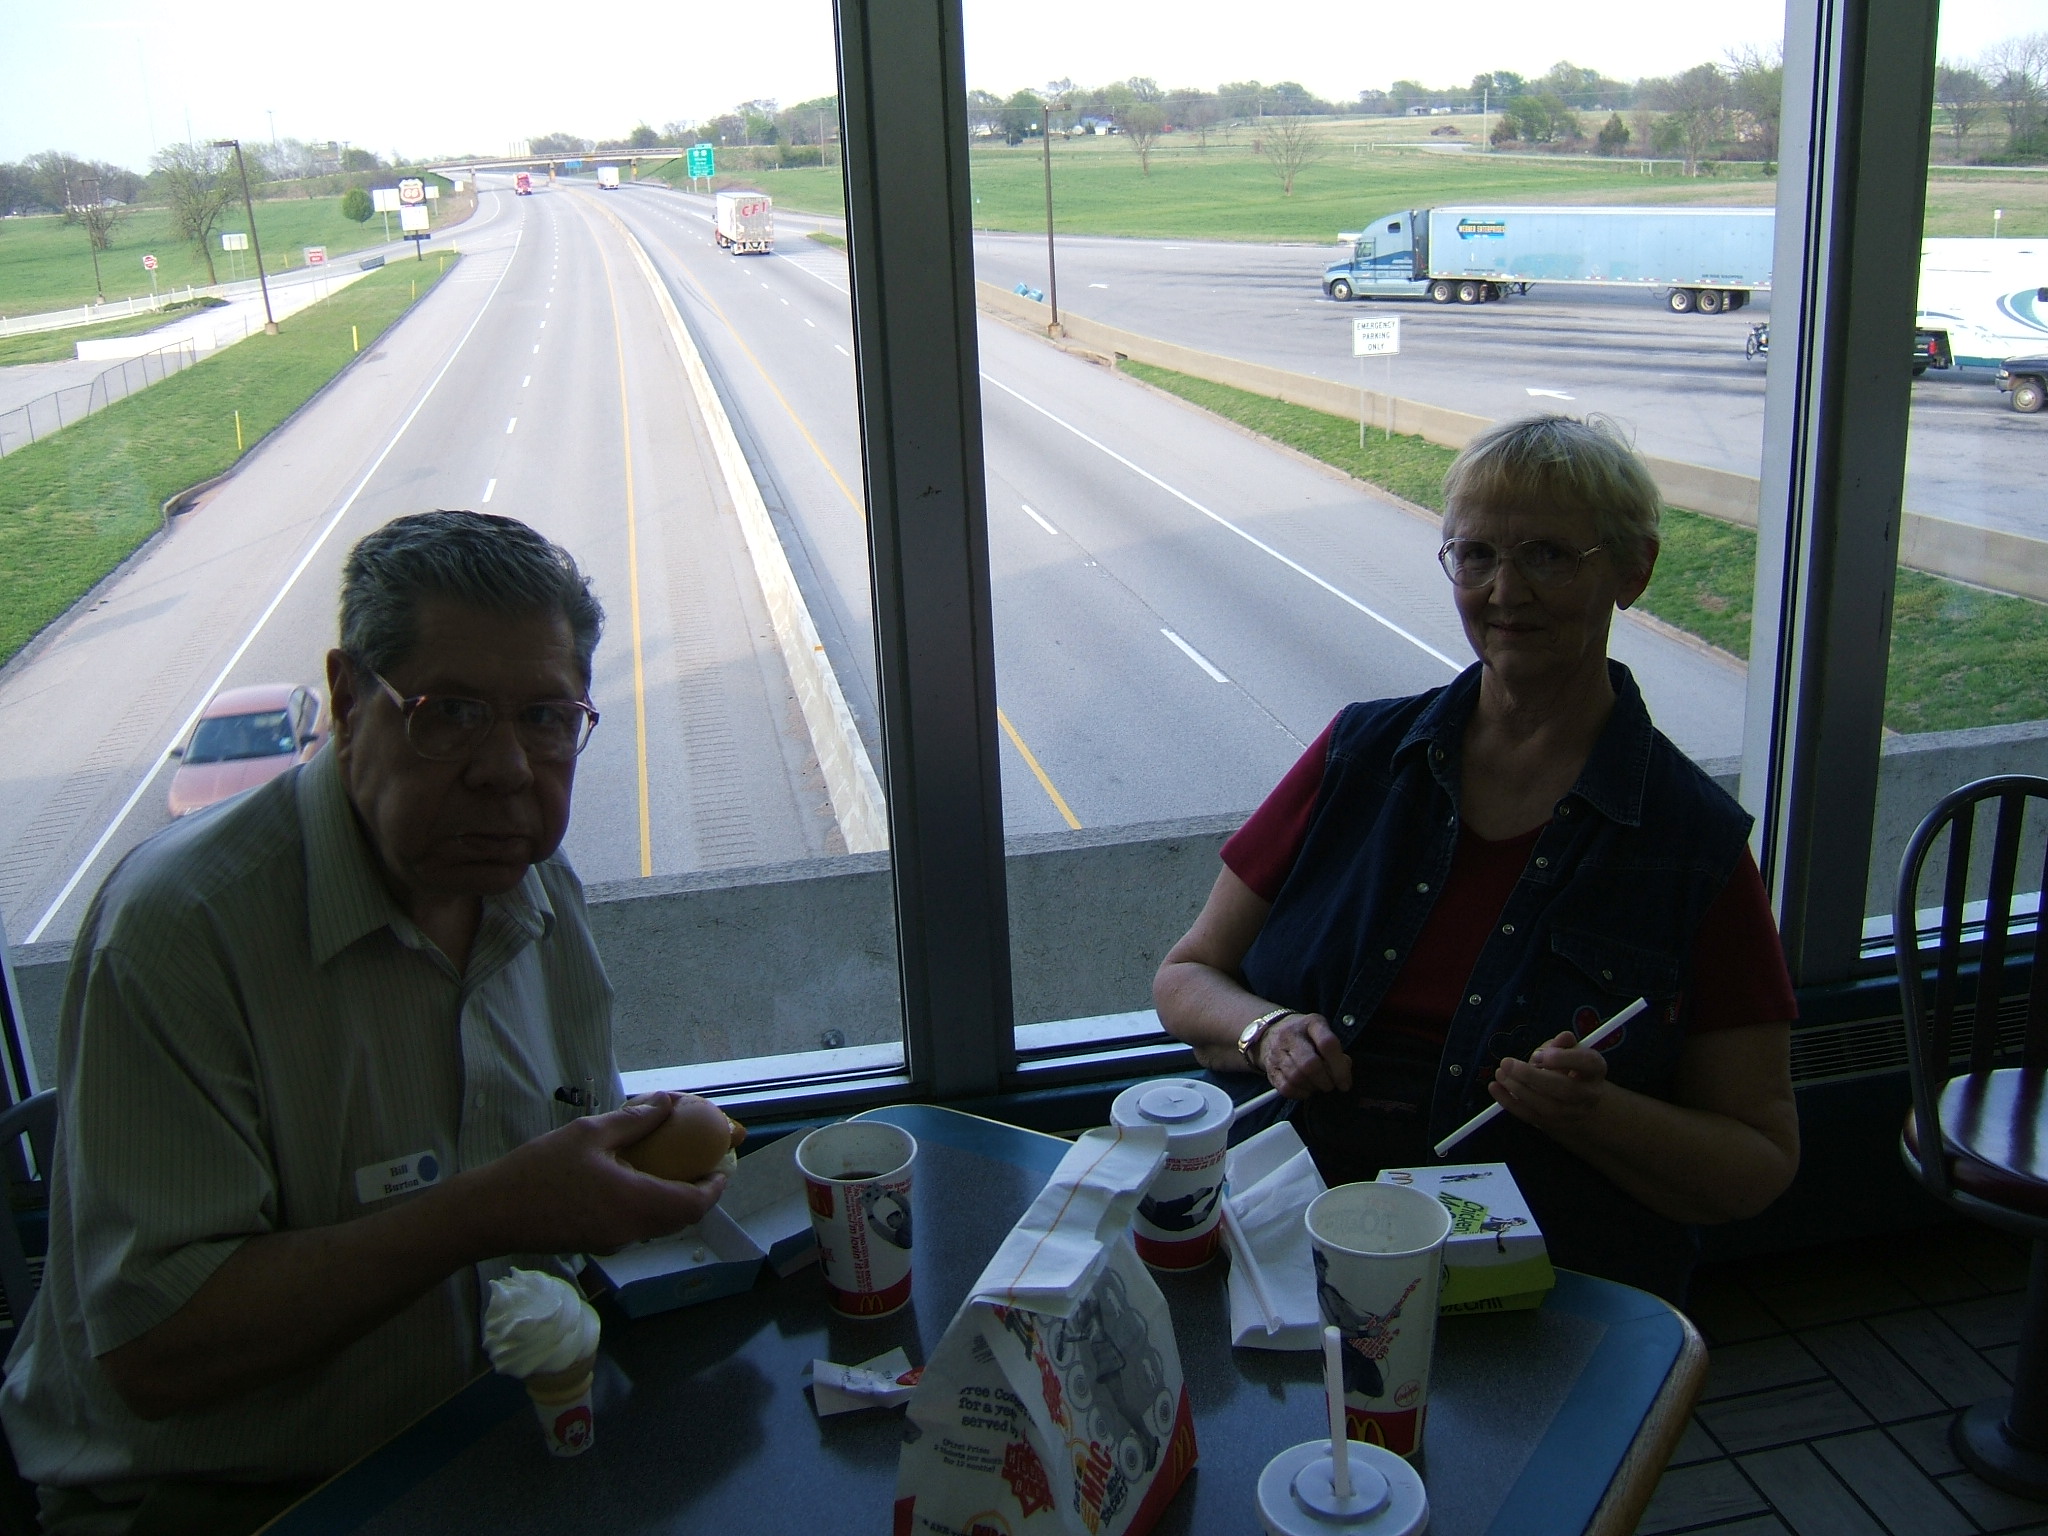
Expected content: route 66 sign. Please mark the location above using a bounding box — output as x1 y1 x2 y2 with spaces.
398 177 425 205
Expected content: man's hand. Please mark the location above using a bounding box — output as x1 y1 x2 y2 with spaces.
1257 1013 1353 1099
468 1095 727 1256
1488 1030 1609 1131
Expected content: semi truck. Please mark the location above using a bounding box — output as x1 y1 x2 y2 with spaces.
1323 205 1776 313
597 165 621 191
715 190 774 254
514 172 533 195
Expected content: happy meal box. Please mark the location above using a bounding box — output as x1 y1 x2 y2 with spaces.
1377 1162 1556 1313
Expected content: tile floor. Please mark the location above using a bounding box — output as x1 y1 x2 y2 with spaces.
1642 1222 2048 1535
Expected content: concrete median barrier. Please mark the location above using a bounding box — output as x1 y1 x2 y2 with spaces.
978 281 2047 605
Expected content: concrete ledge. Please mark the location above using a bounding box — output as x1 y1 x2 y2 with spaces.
978 282 2045 604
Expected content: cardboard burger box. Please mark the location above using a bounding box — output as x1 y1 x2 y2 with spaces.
1375 1162 1556 1314
587 1133 819 1318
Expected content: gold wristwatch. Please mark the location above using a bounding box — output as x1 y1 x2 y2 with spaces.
1236 1007 1296 1070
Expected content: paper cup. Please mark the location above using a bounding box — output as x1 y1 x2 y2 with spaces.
796 1121 916 1317
1304 1182 1452 1459
1109 1078 1234 1269
526 1370 595 1458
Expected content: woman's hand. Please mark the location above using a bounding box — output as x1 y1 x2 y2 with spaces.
1488 1030 1609 1131
1257 1013 1352 1099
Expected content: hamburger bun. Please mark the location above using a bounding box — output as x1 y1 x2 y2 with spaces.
621 1094 747 1182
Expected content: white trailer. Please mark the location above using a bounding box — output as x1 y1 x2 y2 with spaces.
715 190 774 254
597 165 621 191
1916 239 2048 369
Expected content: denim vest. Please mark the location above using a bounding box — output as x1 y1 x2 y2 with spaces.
1240 661 1753 1300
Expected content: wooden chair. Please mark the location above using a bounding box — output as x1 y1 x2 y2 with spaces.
1897 774 2048 1497
0 1090 53 1343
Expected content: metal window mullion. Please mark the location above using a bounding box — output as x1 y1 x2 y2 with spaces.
1741 0 1940 984
833 0 1014 1098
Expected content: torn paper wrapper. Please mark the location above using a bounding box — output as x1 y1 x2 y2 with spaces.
808 1348 923 1417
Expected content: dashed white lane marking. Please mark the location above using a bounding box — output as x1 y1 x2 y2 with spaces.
1090 282 1109 289
482 478 497 503
803 317 815 327
533 343 540 353
506 417 518 433
1526 388 1574 399
1021 503 1058 536
522 375 531 386
1161 628 1229 683
833 343 849 357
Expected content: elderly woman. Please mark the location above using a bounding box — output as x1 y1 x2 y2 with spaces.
1154 415 1798 1302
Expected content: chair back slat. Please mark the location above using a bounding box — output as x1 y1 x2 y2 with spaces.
1933 803 1976 1065
1972 793 2029 1075
2028 832 2048 1071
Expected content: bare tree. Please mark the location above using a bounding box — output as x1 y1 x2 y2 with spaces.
1935 64 1991 157
1171 88 1221 149
1982 34 2048 146
1725 46 1783 161
1653 64 1730 175
1263 115 1326 196
151 143 235 284
1119 100 1166 174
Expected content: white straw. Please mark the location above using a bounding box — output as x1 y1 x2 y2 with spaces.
1231 1086 1280 1125
1220 1197 1283 1335
1323 1325 1352 1499
1431 997 1649 1158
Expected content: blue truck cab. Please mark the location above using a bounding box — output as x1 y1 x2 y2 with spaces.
1323 212 1430 301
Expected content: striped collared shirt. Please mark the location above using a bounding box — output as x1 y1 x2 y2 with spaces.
0 746 618 1487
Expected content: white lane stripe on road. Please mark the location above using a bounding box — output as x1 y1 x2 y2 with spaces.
533 343 540 353
482 477 497 503
1021 503 1059 535
506 417 517 433
1161 628 1229 683
980 374 1462 673
522 375 530 386
24 227 528 943
833 344 849 357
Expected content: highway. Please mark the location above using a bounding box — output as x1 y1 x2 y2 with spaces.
965 232 2039 541
0 182 833 948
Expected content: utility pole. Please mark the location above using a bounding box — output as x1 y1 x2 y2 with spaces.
267 109 277 147
213 140 277 333
1042 87 1061 333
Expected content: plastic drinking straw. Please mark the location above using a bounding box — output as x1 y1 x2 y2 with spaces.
1432 997 1648 1158
1220 1196 1284 1335
1231 1086 1280 1125
1323 1325 1352 1499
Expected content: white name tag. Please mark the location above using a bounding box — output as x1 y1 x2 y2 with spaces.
354 1150 444 1204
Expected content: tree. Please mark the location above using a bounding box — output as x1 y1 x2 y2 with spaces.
1171 88 1221 148
966 89 1006 138
1935 64 1990 157
530 132 593 157
626 123 661 150
1725 46 1783 161
1002 90 1044 144
1652 64 1730 175
340 147 380 173
341 186 373 222
1596 113 1631 155
150 143 235 284
1262 115 1326 195
1500 93 1579 143
1119 99 1166 173
1982 35 2047 147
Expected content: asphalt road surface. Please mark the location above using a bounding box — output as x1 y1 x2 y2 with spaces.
608 182 1747 847
966 232 2042 541
0 181 832 948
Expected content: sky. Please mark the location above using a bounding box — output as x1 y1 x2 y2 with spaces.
1 0 2041 169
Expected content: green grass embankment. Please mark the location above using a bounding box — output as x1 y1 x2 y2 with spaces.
0 254 457 666
1117 358 2048 733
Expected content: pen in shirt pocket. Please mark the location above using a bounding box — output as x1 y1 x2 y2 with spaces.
551 1078 609 1118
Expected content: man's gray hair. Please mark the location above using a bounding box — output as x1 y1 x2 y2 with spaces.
339 511 604 683
1441 414 1663 576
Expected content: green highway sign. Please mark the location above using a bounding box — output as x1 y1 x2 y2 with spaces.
686 144 715 178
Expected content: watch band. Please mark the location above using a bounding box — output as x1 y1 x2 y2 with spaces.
1237 1007 1297 1070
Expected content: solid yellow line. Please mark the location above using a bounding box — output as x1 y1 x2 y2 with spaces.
998 708 1080 830
594 233 655 877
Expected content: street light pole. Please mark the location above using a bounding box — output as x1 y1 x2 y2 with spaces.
1041 91 1061 333
214 139 277 333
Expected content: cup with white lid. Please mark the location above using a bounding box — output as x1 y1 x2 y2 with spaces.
1109 1077 1234 1269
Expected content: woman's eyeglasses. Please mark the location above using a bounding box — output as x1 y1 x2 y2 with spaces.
1437 538 1606 590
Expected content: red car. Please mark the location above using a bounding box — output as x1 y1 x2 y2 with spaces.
167 684 326 818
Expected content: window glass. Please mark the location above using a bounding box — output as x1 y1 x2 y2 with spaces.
0 14 899 1097
954 3 1779 1055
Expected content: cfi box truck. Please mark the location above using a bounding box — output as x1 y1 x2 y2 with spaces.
597 165 621 191
714 190 774 254
1323 205 1775 314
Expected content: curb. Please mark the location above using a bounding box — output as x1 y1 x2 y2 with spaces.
589 199 889 854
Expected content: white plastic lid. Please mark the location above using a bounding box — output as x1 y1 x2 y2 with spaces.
1138 1085 1207 1123
1110 1077 1234 1140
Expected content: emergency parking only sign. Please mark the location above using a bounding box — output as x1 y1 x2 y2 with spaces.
1353 316 1402 356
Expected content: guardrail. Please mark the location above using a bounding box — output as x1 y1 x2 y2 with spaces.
0 339 201 460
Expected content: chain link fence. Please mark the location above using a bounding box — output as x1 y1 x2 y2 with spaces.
0 340 201 459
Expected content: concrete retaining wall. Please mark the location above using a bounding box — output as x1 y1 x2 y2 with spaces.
978 282 2048 603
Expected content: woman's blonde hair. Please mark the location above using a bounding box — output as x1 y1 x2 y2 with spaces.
1440 414 1662 577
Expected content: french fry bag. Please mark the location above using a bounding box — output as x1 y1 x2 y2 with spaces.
895 1126 1199 1536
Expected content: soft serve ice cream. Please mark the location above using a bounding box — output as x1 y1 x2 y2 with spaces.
485 1268 602 1456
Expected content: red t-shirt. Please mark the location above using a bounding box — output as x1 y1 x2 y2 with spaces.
1223 720 1797 1043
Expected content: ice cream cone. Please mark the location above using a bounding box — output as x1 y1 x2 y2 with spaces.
525 1353 597 1402
524 1353 598 1457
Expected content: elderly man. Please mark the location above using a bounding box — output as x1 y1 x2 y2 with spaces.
2 511 721 1535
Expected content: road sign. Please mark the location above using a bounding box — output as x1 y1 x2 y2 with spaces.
141 254 157 271
398 177 425 205
1352 316 1401 357
305 246 327 265
687 143 715 178
372 187 401 213
424 184 439 200
399 204 429 233
221 232 249 251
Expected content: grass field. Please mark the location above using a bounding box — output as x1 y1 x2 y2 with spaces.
0 298 225 367
0 256 456 666
700 135 2045 243
1117 358 2048 733
0 191 468 315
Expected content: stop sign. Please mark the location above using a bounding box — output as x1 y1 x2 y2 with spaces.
142 254 158 271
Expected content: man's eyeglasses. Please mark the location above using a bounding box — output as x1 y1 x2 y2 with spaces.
1437 537 1607 590
362 666 599 763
